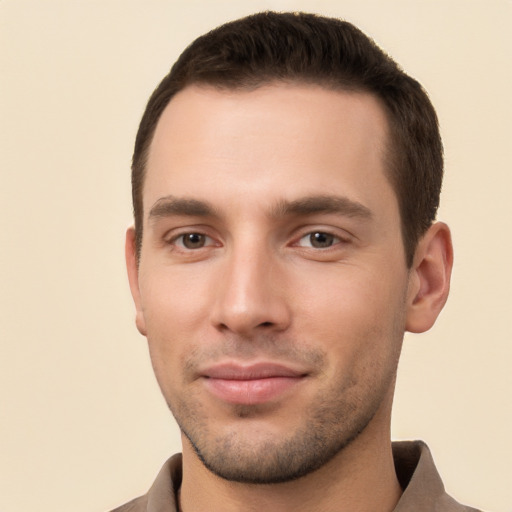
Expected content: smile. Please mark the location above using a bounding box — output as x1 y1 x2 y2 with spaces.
201 362 307 405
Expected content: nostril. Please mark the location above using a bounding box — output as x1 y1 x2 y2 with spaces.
259 321 274 328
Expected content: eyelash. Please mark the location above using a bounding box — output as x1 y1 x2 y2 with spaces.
164 228 350 254
167 232 217 250
295 231 347 250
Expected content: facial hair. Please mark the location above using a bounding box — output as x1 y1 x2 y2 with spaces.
160 331 402 484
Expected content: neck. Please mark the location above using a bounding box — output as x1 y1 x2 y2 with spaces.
179 424 401 512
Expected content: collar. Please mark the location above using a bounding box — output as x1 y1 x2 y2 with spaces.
128 441 476 512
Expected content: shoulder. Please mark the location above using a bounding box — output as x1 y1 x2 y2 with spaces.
393 441 484 512
109 495 148 512
107 454 182 512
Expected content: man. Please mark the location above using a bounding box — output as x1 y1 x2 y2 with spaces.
115 11 480 512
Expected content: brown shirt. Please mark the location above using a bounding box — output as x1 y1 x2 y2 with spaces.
110 441 482 512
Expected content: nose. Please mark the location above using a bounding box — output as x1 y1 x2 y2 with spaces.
210 242 291 336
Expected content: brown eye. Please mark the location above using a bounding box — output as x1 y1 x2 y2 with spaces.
181 233 207 249
308 232 336 248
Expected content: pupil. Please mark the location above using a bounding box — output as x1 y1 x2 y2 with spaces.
311 232 333 248
184 233 204 248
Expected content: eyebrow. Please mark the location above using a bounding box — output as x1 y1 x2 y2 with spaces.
148 196 218 222
270 195 373 220
148 194 373 223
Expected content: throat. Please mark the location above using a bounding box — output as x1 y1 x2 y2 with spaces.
178 434 402 512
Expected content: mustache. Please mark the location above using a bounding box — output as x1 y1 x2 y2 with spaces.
182 334 326 375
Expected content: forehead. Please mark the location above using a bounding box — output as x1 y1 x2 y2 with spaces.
144 83 395 216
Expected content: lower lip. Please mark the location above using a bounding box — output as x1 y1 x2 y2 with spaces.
203 376 303 405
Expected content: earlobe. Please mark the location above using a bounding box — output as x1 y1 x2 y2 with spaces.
405 222 453 333
125 227 147 336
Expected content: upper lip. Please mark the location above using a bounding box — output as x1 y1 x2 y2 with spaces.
201 362 307 380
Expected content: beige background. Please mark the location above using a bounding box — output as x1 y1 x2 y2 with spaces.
1 1 511 511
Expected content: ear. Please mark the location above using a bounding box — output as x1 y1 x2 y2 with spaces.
125 227 147 336
405 222 453 333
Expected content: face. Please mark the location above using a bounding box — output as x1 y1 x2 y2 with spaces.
128 84 417 483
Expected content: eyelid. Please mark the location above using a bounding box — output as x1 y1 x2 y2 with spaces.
173 233 215 249
296 232 342 249
163 226 222 249
291 226 353 247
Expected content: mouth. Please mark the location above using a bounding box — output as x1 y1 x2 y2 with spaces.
200 362 308 405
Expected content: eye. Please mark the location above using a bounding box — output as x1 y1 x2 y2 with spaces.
297 231 340 249
174 233 213 250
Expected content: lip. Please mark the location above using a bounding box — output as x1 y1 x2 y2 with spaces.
201 362 307 405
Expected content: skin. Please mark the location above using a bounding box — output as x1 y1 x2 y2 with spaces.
126 83 453 512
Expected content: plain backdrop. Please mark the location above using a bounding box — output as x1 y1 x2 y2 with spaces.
1 1 511 511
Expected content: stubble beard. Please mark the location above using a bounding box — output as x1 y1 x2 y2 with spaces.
152 296 406 484
180 394 382 484
166 350 399 485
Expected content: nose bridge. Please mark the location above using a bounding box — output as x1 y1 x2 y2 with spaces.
211 233 289 334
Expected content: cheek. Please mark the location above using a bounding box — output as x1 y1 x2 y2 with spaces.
140 266 212 331
299 263 405 323
296 265 407 364
139 271 212 388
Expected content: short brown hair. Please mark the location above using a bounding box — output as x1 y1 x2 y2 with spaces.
132 11 443 267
